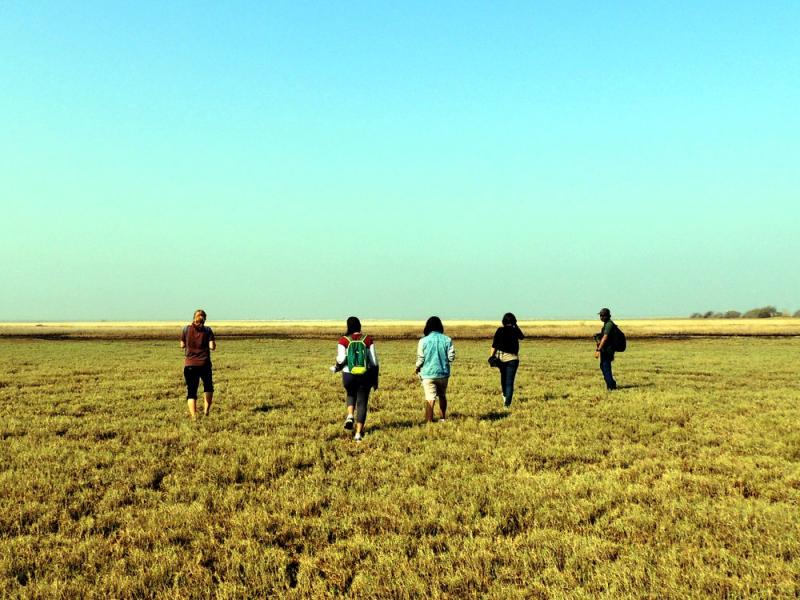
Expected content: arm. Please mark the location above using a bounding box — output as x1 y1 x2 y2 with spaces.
595 332 609 358
447 341 455 363
368 341 379 368
369 343 380 389
414 338 425 373
208 328 216 351
491 329 502 355
334 342 347 371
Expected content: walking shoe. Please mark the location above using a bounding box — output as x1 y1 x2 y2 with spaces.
353 432 362 442
438 418 446 423
344 415 354 430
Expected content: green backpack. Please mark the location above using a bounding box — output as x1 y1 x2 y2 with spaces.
346 336 370 375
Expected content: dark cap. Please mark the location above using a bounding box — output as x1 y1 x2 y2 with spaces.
598 308 611 317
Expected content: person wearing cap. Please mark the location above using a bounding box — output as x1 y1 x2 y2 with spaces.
594 308 617 390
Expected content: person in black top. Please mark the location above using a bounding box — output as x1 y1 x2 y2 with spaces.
489 312 525 409
594 308 617 390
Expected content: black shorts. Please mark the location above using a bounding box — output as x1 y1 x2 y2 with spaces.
184 363 213 398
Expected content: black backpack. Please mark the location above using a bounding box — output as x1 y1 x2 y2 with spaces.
611 324 627 352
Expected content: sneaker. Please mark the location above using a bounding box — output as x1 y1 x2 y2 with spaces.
438 418 446 423
344 415 354 430
503 400 511 409
353 432 362 442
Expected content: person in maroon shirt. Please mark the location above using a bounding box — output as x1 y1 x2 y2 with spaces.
180 309 216 419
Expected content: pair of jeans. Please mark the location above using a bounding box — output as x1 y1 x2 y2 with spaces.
599 358 617 390
499 360 519 406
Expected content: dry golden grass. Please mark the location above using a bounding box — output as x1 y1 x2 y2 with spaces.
1 318 799 340
2 336 800 598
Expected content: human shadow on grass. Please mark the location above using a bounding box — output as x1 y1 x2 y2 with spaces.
366 419 417 434
253 402 287 413
615 382 655 390
542 392 569 402
478 411 511 422
324 419 419 443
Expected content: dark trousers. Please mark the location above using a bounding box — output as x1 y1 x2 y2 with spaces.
184 363 213 398
600 358 616 390
499 360 519 406
342 372 371 425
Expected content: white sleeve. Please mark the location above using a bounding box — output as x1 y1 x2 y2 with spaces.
336 343 347 365
368 343 379 368
447 341 455 363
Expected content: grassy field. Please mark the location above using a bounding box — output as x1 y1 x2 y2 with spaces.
2 331 800 598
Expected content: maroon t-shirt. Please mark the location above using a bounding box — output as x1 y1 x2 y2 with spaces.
181 324 215 367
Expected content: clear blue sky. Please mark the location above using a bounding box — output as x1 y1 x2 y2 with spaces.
2 1 798 320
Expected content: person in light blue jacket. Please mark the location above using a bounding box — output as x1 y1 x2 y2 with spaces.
414 316 456 423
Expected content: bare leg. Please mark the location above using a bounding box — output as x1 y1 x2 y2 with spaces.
203 392 213 416
438 393 447 420
187 398 197 420
425 401 435 423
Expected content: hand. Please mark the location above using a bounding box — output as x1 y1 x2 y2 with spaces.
594 351 600 358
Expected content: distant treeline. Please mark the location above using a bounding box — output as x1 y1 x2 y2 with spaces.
690 306 800 319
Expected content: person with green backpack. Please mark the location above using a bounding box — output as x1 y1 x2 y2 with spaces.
333 316 379 442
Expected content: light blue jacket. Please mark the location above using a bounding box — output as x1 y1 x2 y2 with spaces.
416 332 455 379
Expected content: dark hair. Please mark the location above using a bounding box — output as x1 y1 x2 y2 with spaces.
502 312 517 327
345 316 361 336
423 316 444 336
194 309 207 319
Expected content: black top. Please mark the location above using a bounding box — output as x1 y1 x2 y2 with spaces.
492 325 525 354
596 320 616 359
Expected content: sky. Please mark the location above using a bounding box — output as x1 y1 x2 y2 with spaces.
1 1 798 321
